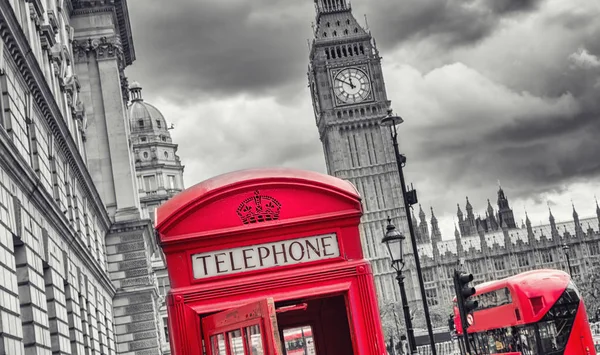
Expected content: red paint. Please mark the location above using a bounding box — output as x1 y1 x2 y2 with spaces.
156 168 387 355
453 269 596 355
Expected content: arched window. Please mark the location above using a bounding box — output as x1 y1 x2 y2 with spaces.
337 112 342 118
156 119 162 128
336 20 340 26
333 30 337 37
344 29 348 35
143 152 149 159
138 119 144 127
346 19 351 25
323 32 327 37
164 151 168 158
354 28 359 33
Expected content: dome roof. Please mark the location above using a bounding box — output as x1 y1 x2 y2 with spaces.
127 83 170 134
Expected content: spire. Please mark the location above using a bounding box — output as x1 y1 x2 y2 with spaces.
525 211 534 240
572 201 579 222
454 223 460 239
487 198 494 216
419 204 426 222
411 208 421 243
520 219 525 229
465 196 473 212
548 202 559 240
457 203 463 219
430 206 437 224
430 207 442 242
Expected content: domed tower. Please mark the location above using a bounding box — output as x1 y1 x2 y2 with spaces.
127 82 185 223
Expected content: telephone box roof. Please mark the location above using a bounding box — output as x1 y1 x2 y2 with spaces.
155 167 360 231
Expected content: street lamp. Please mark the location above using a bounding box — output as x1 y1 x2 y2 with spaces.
380 110 437 355
562 244 573 277
382 218 417 355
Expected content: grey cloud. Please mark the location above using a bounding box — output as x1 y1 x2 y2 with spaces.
126 0 314 103
354 0 545 52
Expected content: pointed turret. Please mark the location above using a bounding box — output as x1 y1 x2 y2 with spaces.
457 204 463 219
487 199 498 230
548 204 559 241
430 207 442 242
496 185 516 230
572 202 583 237
454 223 464 256
418 204 430 243
466 197 473 213
411 208 421 243
525 212 534 243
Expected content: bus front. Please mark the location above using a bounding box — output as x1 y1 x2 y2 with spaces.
452 269 596 355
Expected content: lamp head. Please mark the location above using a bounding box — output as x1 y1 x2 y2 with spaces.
380 112 404 127
382 217 406 270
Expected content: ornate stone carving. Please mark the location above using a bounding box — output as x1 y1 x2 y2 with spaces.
72 36 123 63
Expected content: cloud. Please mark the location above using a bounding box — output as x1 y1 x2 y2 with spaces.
126 0 314 104
350 0 545 53
151 93 326 183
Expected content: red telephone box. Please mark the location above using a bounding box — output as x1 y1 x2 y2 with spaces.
155 168 387 355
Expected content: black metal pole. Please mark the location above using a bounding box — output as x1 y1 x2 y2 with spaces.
389 123 437 355
565 252 573 277
396 271 418 355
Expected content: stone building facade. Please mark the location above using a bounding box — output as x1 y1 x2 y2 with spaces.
414 187 600 320
128 83 185 354
308 0 416 309
0 0 167 354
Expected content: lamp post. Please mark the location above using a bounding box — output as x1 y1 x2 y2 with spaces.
562 244 573 277
382 219 418 355
380 111 437 355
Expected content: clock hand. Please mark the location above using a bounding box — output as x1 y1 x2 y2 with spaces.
336 78 356 89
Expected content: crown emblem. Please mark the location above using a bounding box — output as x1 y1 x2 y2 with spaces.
236 190 282 225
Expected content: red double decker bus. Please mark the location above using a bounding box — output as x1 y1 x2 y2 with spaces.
453 269 596 355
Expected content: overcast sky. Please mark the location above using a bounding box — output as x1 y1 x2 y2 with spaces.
126 0 600 240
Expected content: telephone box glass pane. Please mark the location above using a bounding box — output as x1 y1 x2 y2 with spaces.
283 326 315 355
228 329 245 355
210 334 226 355
245 325 264 355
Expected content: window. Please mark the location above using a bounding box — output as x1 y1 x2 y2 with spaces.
469 260 482 274
542 251 553 263
590 242 600 256
164 151 168 159
425 288 438 306
161 136 167 142
156 119 161 128
138 119 144 127
538 282 580 353
167 175 176 190
163 317 169 342
140 137 147 142
423 269 434 282
143 152 148 159
143 175 156 192
517 253 530 267
494 258 506 270
148 204 158 222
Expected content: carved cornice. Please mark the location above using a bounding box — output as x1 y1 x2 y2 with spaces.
0 2 111 230
71 0 135 66
72 36 124 63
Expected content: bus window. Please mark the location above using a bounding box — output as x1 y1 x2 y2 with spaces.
283 326 315 355
537 281 580 353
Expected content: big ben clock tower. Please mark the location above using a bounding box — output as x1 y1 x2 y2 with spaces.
308 0 417 309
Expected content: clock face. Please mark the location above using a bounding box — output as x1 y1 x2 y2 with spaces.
333 67 371 104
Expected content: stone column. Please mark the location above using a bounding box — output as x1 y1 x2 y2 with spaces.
72 36 140 223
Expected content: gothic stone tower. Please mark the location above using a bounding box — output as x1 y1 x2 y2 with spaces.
308 0 413 307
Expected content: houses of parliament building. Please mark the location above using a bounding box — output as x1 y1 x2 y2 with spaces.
413 186 600 313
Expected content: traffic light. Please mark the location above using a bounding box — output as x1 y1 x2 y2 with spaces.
453 270 478 354
448 314 455 332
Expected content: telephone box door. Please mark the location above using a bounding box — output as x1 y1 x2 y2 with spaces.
202 298 284 355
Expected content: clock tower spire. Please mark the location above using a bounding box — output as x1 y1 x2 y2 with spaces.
308 2 413 308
